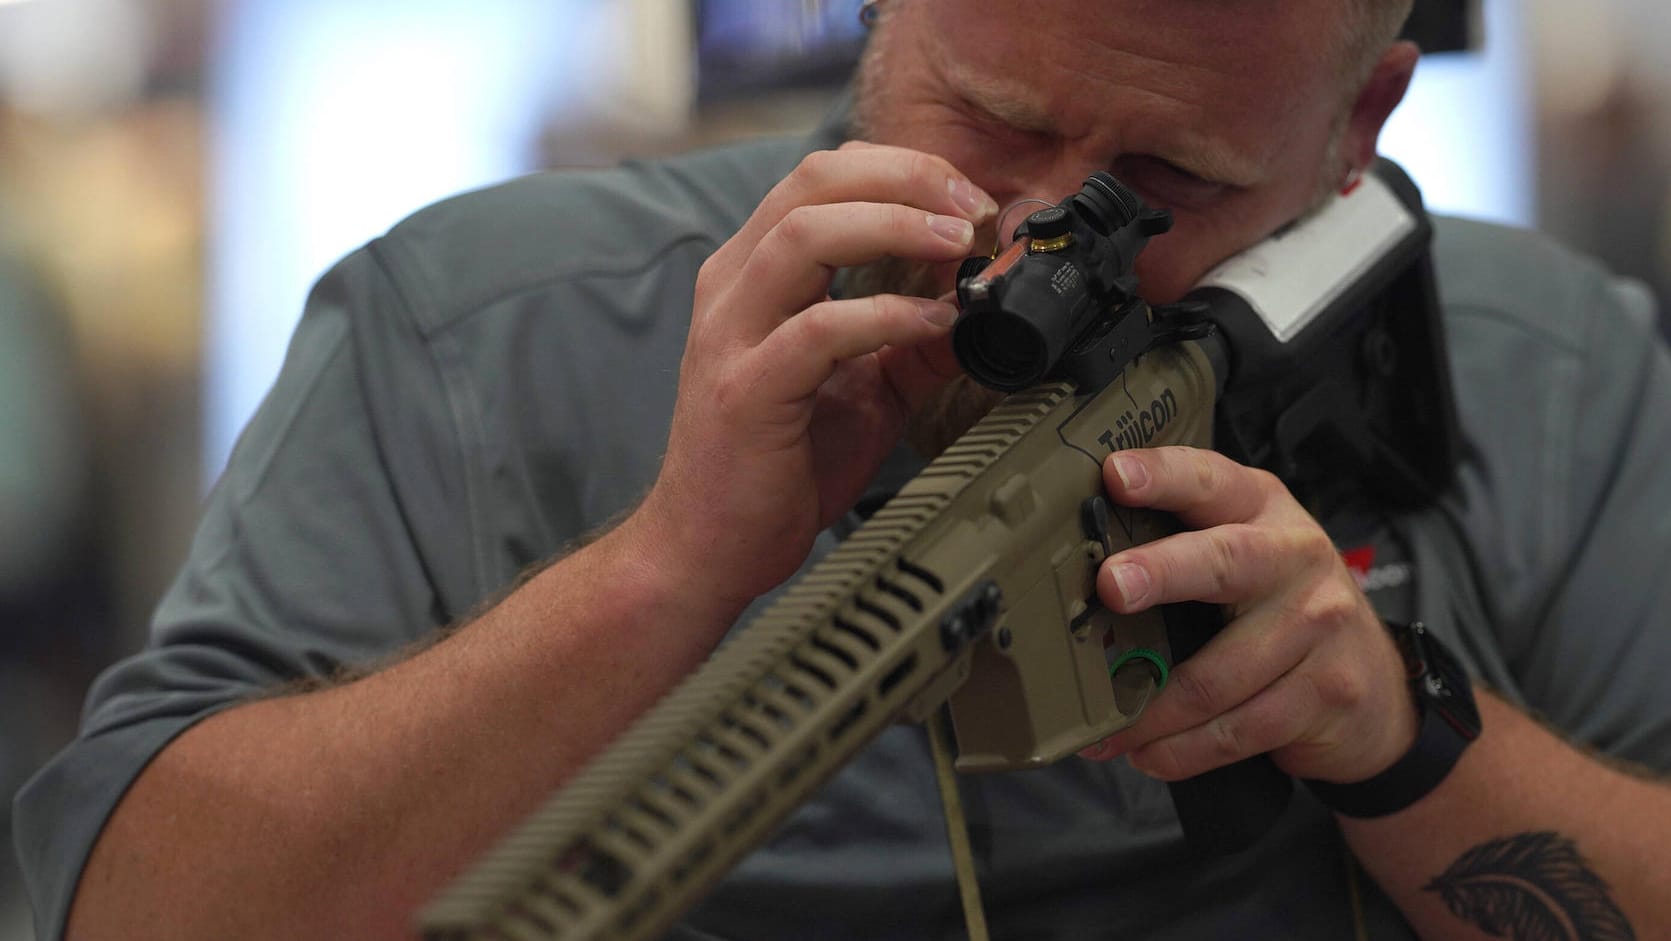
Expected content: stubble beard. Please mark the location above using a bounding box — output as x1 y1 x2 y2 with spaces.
843 32 1007 460
839 255 1006 460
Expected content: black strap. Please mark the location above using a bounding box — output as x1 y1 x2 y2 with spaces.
1304 699 1468 818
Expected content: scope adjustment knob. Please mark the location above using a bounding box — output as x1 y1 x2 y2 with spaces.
1025 207 1075 252
1026 206 1070 239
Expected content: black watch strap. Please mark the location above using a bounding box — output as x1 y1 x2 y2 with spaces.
1304 621 1482 819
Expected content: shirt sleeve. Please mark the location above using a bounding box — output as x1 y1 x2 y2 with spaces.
10 245 458 941
1425 218 1671 771
1510 272 1671 767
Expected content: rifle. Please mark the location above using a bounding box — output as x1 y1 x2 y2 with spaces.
420 160 1456 941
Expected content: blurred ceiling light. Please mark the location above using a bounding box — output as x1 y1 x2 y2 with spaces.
205 0 605 480
1532 1 1623 117
0 0 152 114
1379 0 1533 226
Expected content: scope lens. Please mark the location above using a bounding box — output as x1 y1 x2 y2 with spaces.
955 311 1050 391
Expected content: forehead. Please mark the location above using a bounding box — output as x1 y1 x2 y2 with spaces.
905 0 1346 173
916 0 1341 77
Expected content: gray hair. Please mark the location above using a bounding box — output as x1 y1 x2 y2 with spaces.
863 0 1416 87
1340 0 1417 83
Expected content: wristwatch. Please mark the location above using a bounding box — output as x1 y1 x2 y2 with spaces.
1305 620 1482 818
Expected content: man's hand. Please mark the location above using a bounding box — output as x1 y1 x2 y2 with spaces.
631 141 997 618
1079 446 1420 785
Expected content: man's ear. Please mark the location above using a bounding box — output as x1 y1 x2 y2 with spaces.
1341 40 1420 178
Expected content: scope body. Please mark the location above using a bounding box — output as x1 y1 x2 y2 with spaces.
955 172 1172 392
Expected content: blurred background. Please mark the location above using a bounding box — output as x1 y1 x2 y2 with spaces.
0 0 1667 936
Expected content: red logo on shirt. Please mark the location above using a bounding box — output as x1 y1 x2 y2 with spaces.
1342 545 1376 577
1341 544 1412 593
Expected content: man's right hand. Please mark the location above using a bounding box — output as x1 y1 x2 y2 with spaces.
631 141 997 617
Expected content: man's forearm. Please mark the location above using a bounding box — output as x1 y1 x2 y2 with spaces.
66 514 742 941
1340 691 1671 940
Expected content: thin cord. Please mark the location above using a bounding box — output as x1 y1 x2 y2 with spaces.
929 709 991 941
993 198 1056 255
1344 839 1370 941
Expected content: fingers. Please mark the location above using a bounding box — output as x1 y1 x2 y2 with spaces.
695 142 996 354
876 328 962 417
751 294 961 404
1105 447 1280 529
1082 603 1313 758
1076 443 1412 783
736 202 978 338
739 142 997 252
1088 638 1399 783
1122 669 1324 781
1099 521 1340 614
648 146 996 612
1097 447 1337 613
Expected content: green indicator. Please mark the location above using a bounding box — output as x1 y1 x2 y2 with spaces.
1109 648 1169 689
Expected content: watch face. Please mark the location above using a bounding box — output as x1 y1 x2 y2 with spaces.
1408 623 1482 740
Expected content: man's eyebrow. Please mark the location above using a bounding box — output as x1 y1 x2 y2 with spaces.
944 64 1059 134
942 60 1263 188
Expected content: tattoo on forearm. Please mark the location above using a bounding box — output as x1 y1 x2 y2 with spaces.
1423 831 1635 940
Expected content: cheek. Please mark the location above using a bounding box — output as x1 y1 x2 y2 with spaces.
1134 195 1294 303
948 148 1064 217
1134 219 1243 304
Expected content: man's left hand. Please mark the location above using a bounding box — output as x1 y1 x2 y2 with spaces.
1078 446 1419 785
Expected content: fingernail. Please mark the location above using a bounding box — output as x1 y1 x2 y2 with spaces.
928 213 974 246
1111 453 1148 491
1112 563 1149 607
947 178 998 221
918 298 958 328
1079 739 1124 762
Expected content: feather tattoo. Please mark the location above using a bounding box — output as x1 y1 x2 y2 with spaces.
1423 831 1634 941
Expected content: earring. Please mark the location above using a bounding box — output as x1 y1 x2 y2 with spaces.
1340 165 1364 196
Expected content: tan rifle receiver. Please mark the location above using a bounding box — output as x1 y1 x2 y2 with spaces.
420 334 1218 941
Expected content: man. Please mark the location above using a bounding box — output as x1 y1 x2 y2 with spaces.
16 1 1671 939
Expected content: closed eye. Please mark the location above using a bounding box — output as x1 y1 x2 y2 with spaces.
1111 154 1233 209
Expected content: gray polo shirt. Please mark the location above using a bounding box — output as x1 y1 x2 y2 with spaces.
15 121 1671 940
